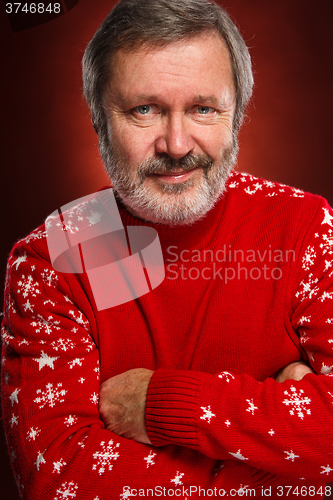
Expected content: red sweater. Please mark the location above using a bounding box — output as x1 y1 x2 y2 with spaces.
2 171 333 499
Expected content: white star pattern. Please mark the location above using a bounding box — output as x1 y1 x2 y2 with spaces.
12 253 27 270
9 388 20 406
200 405 216 423
171 471 184 486
33 351 59 371
268 429 275 436
322 208 333 227
284 450 299 462
92 439 120 475
35 450 46 471
320 363 333 375
10 414 19 427
229 449 248 461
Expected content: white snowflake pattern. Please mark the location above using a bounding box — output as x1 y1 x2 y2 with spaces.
53 458 67 474
282 386 311 419
237 485 250 495
69 310 89 331
41 269 58 287
27 427 41 441
321 465 333 475
68 358 84 369
284 450 299 462
244 183 263 195
64 415 78 427
319 291 333 302
78 436 88 449
51 338 75 352
217 371 235 383
81 336 95 352
320 230 333 256
17 274 41 299
298 316 311 326
295 273 319 301
171 471 184 486
268 429 275 436
56 219 79 234
92 439 120 475
144 450 157 468
31 314 61 336
302 246 316 271
200 405 216 423
246 398 258 415
34 383 67 409
90 392 99 405
24 229 46 244
54 481 78 500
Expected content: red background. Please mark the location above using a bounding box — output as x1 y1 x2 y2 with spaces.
1 0 333 497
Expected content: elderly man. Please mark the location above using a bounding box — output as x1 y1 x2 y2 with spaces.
2 0 333 499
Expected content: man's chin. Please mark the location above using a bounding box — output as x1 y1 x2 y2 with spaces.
114 179 225 226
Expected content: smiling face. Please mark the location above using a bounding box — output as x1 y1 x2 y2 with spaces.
103 32 238 225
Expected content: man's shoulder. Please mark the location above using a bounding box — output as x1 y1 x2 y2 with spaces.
226 171 321 203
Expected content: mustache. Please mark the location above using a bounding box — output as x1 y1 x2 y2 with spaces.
137 153 213 182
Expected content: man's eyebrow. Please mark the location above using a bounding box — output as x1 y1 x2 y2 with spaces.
114 93 226 108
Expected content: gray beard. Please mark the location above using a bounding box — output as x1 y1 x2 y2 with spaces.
102 140 238 226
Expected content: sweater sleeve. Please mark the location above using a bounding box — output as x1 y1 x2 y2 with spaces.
145 198 333 483
1 231 218 499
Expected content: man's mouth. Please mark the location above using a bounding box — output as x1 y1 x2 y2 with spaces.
151 168 198 184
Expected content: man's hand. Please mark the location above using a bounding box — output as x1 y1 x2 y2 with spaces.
99 368 154 444
275 361 314 383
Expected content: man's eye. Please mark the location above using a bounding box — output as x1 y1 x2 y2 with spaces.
197 106 213 115
136 105 152 115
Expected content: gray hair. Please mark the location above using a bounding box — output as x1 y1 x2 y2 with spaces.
82 0 253 157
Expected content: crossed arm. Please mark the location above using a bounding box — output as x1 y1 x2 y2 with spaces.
99 361 314 445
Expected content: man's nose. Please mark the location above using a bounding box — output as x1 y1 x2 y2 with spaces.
155 113 195 159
